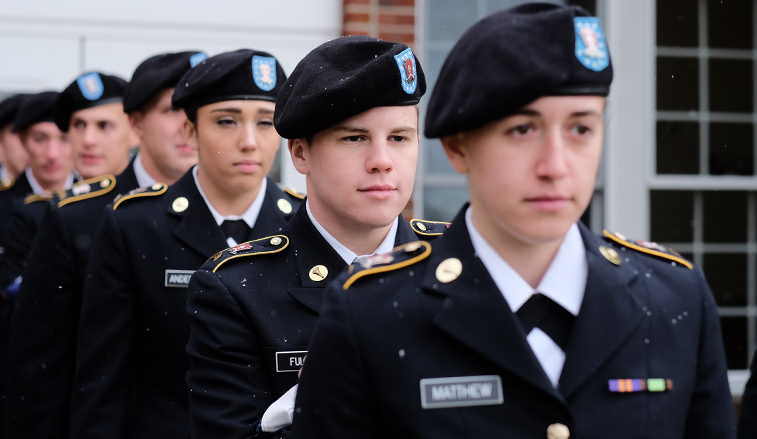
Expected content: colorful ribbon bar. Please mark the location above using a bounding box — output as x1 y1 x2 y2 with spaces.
608 379 673 393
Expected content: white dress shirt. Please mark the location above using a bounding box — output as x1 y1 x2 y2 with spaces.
466 206 588 386
132 152 158 188
192 165 267 247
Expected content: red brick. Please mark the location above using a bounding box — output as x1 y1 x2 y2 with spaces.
378 32 415 45
379 14 414 25
345 0 371 4
344 13 371 23
343 30 372 37
379 0 414 5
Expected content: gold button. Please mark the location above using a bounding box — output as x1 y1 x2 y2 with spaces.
270 237 282 246
547 423 570 439
100 178 111 188
277 198 292 214
614 231 627 241
172 197 189 213
416 222 427 231
435 258 462 283
309 265 328 282
404 242 422 252
599 246 621 266
152 183 163 191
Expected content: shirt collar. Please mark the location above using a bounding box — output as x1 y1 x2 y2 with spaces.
133 152 158 188
465 206 587 316
192 164 267 229
306 199 399 264
0 164 9 182
25 167 75 195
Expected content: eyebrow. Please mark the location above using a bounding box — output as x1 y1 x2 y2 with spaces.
331 125 417 134
209 107 275 115
510 109 602 118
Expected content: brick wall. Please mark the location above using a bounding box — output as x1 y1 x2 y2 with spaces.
343 0 416 48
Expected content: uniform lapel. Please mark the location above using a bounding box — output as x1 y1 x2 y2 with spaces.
169 171 228 259
115 159 139 192
394 214 420 246
421 210 561 400
286 206 347 314
246 178 295 241
558 223 644 398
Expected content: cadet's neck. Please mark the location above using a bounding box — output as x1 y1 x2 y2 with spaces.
196 167 261 216
469 206 565 289
139 147 182 185
307 198 393 257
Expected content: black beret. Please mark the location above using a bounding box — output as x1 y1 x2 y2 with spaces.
123 51 208 113
13 91 60 133
55 72 128 132
172 49 286 113
275 36 426 140
424 3 613 138
0 94 28 130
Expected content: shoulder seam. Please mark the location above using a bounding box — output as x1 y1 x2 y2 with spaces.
212 235 290 273
58 174 117 208
112 183 167 210
603 230 693 269
343 241 432 290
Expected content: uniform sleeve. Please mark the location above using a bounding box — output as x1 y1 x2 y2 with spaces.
685 267 737 438
0 202 41 290
6 205 79 439
289 282 381 439
186 267 279 439
70 208 135 439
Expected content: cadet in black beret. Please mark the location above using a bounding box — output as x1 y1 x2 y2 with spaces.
185 36 442 439
70 49 302 439
0 94 30 187
291 4 735 439
6 53 205 439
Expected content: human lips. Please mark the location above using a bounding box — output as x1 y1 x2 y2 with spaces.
234 159 261 173
525 195 572 211
176 143 194 154
358 184 397 200
79 153 101 165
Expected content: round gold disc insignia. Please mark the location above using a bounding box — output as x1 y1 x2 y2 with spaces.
152 183 163 191
172 197 189 213
599 246 621 266
436 258 462 283
100 178 111 188
270 237 282 246
416 222 427 231
404 242 422 252
546 423 570 439
277 198 292 214
309 265 328 282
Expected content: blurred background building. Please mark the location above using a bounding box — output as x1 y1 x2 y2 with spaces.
0 0 753 398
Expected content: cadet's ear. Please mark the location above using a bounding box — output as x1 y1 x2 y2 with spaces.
183 119 198 150
441 134 470 174
128 112 143 139
288 138 310 175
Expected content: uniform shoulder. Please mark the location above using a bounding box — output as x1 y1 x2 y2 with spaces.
206 234 289 273
0 176 14 191
282 185 305 200
58 174 117 208
602 230 692 269
342 241 432 290
112 182 167 210
24 192 53 204
410 218 451 237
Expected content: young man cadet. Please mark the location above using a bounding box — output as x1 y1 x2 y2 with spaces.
184 36 445 439
5 55 196 438
70 48 303 439
0 94 29 189
291 4 735 439
0 91 75 291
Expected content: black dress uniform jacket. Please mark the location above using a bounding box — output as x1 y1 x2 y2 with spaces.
186 205 442 439
0 171 33 251
291 207 736 439
5 162 138 439
70 171 301 439
738 350 757 438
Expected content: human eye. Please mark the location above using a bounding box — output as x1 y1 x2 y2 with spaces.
342 135 363 142
570 122 594 137
73 120 85 130
217 117 236 127
389 135 409 143
506 123 533 136
257 119 274 128
98 121 111 130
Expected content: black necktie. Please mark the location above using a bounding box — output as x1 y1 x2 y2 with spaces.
220 220 251 244
515 293 575 351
